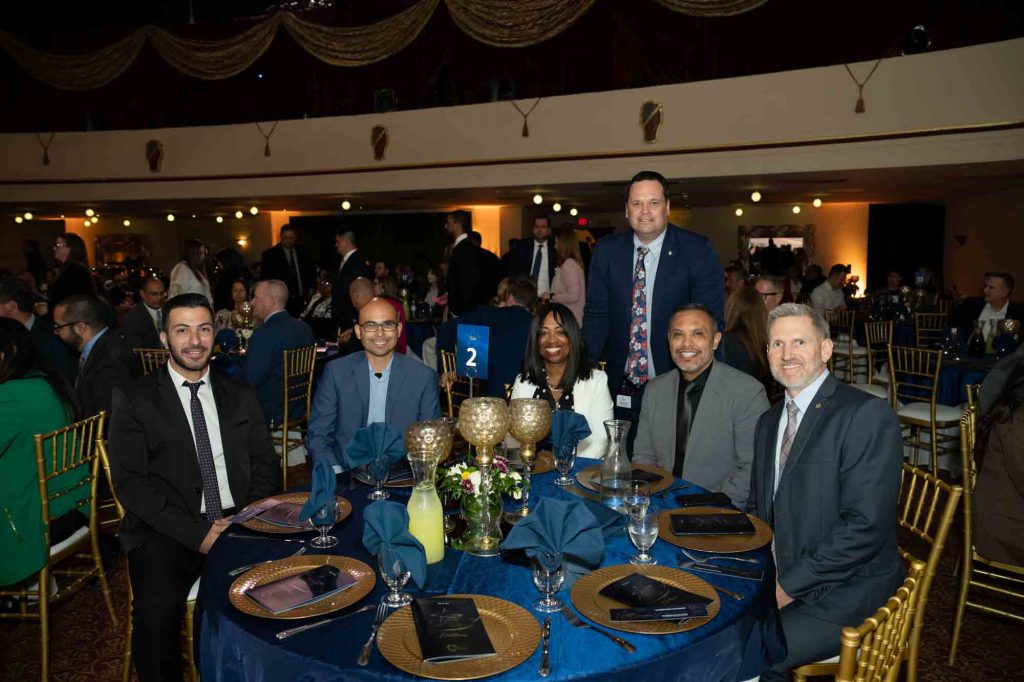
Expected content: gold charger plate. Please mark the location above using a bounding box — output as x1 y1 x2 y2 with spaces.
377 594 542 680
576 463 674 494
658 506 773 553
241 493 352 534
570 564 720 635
228 555 376 620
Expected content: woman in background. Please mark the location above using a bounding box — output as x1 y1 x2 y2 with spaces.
721 286 771 389
49 233 96 306
547 227 586 324
510 303 612 459
214 278 252 332
168 239 212 304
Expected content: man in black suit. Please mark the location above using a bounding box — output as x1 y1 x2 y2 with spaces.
108 293 278 682
953 271 1024 340
0 278 75 383
506 214 556 298
53 294 139 423
468 230 503 306
748 303 903 679
332 229 372 332
120 275 165 352
260 223 316 316
444 210 480 317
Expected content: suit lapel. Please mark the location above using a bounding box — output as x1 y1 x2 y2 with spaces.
385 356 403 422
760 401 783 523
776 374 839 490
660 371 680 460
686 362 718 452
651 227 677 322
157 367 203 500
210 374 246 500
353 355 370 425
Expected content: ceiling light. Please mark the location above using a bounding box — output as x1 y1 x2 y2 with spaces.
249 206 258 215
83 219 90 226
533 194 543 205
735 208 744 217
750 191 762 203
167 214 175 222
341 201 351 211
236 238 248 248
569 208 578 217
792 205 801 214
552 203 562 212
812 198 822 208
191 214 196 219
23 212 33 220
85 208 95 217
123 219 131 227
235 211 243 219
14 216 23 224
91 214 99 222
216 216 224 223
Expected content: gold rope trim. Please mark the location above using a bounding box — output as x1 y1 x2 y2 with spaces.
444 0 596 48
0 28 147 91
651 0 769 16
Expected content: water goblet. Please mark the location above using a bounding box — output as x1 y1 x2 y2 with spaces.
309 498 339 549
624 480 651 518
627 507 658 566
553 445 577 487
378 547 412 607
366 457 391 501
531 552 565 613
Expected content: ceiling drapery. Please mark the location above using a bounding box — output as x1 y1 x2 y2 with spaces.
0 0 769 91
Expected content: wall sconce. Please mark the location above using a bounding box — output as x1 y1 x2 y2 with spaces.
236 237 248 248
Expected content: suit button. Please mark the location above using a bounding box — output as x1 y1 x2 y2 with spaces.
194 486 202 493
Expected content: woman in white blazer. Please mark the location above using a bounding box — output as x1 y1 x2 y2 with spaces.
510 303 613 459
168 238 213 304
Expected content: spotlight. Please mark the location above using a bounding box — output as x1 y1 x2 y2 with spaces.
792 205 801 214
751 191 762 203
735 208 744 217
813 198 823 208
216 216 224 223
91 214 99 222
83 219 90 226
533 194 543 205
235 211 243 219
236 238 248 248
23 212 33 220
191 214 197 219
14 216 23 224
569 208 578 217
249 206 258 215
85 208 95 217
341 201 351 211
552 203 562 212
167 214 175 222
123 219 131 227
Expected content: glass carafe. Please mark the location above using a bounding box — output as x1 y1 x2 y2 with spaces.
967 320 987 358
600 420 632 513
406 450 445 564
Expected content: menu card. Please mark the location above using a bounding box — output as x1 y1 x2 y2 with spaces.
600 573 711 622
670 512 755 536
675 492 733 508
231 498 284 524
410 597 496 663
245 565 358 614
257 502 315 529
629 468 665 484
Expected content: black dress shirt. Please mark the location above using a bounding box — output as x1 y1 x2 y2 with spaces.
673 363 711 478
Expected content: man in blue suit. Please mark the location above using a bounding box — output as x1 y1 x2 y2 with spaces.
582 170 724 447
307 297 440 472
240 280 316 425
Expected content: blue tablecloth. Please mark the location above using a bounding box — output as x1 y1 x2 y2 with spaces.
197 464 785 681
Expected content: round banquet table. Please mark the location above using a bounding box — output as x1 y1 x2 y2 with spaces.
196 463 786 682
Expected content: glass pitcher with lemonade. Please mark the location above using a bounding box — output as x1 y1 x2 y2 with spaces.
406 450 445 564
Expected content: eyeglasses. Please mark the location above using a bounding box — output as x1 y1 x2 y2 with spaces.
359 320 399 333
53 242 68 249
758 292 781 300
53 320 80 331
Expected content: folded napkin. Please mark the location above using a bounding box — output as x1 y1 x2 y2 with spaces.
299 456 337 523
362 501 428 588
578 497 624 540
501 497 605 588
550 410 591 455
344 422 406 473
215 328 240 352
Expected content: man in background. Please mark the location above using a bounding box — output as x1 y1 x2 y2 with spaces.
121 275 165 351
332 229 372 332
0 278 74 383
261 224 316 316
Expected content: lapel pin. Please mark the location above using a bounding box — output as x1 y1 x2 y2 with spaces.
815 402 822 409
667 250 673 256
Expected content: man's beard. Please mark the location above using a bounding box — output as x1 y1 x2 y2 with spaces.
169 343 210 372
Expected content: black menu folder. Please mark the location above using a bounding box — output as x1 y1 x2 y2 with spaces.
599 573 711 622
255 501 314 529
629 468 665 484
245 565 358 614
670 512 756 536
411 597 497 663
675 492 734 508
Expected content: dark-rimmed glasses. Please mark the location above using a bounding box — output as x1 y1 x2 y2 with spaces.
359 320 399 333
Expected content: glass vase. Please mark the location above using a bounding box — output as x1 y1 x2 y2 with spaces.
456 490 503 555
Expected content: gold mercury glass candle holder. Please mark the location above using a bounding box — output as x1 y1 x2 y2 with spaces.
507 398 552 519
404 419 453 464
455 398 510 556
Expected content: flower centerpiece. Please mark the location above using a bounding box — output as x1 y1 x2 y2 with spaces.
438 453 525 549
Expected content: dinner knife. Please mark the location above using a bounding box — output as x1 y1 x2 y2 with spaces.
228 533 307 543
275 604 375 640
538 617 551 677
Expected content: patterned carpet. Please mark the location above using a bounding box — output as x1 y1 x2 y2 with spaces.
2 523 1022 681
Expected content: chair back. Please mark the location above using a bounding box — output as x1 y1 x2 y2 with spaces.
964 383 981 417
938 299 952 315
887 345 941 411
897 463 963 680
825 309 857 381
279 344 317 489
913 312 946 348
836 560 927 682
439 349 479 419
97 438 125 521
132 347 169 376
863 321 893 385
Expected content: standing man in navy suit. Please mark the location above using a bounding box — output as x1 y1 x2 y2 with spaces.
506 214 556 298
240 280 315 425
332 229 372 333
582 170 724 447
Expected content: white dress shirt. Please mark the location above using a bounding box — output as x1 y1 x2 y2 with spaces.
773 369 830 495
167 363 235 512
533 240 551 296
978 301 1009 339
630 230 667 379
809 282 845 316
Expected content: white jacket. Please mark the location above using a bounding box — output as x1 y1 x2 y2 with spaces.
510 369 614 459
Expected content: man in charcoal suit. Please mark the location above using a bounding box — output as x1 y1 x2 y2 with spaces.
120 275 165 352
260 223 316 316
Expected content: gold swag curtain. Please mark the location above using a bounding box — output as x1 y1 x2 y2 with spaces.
0 0 768 91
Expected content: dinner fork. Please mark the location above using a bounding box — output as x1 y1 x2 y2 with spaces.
678 548 759 565
357 601 389 666
228 546 306 577
559 605 636 653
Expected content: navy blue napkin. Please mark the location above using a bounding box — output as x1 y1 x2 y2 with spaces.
550 410 591 455
344 422 405 471
501 497 605 588
299 456 337 523
362 501 428 588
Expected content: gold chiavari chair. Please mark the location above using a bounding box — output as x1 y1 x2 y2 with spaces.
97 440 200 682
913 312 947 348
439 349 479 419
850 321 892 400
277 345 317 491
938 299 952 316
947 411 1024 665
132 347 169 376
888 345 960 473
792 560 926 682
825 309 868 383
896 463 962 682
0 412 117 681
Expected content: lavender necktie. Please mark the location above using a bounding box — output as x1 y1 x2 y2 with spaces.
778 401 800 479
185 381 223 520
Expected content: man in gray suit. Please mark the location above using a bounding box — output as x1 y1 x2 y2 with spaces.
633 304 768 507
749 303 903 680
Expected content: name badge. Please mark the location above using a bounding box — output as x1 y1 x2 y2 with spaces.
616 394 632 409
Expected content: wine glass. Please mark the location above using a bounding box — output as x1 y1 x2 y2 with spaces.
627 507 658 566
366 456 390 501
379 547 412 607
624 480 651 518
531 552 565 613
309 498 339 549
553 444 576 487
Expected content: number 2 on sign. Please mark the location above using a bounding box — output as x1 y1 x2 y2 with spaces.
466 348 477 367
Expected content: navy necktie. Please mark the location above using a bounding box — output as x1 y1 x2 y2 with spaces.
185 380 223 520
531 243 543 280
